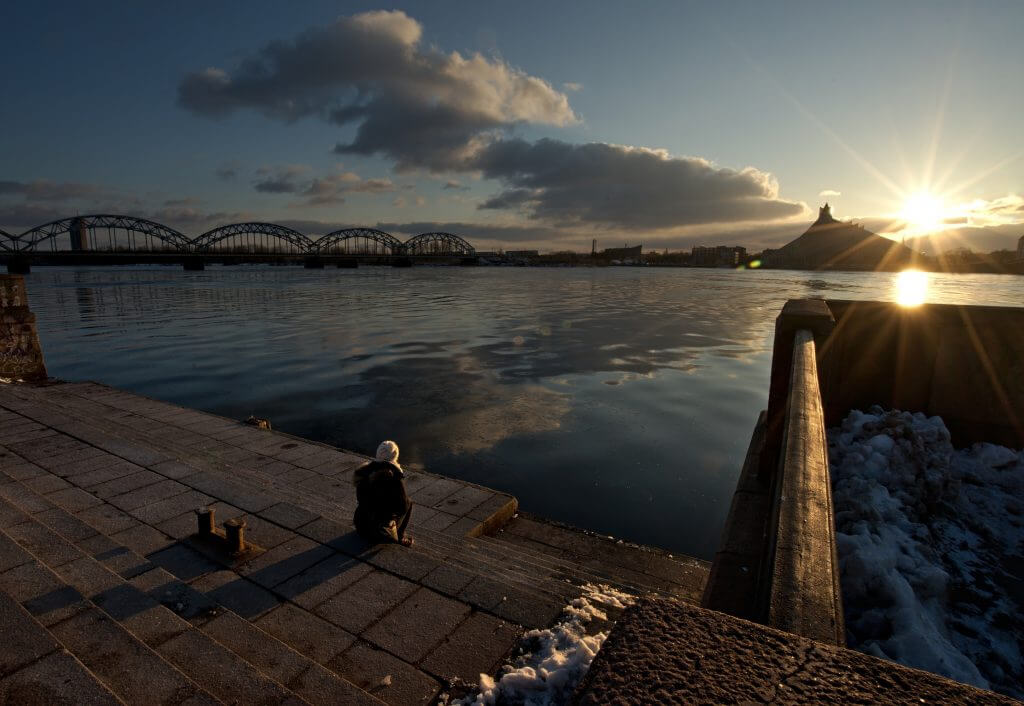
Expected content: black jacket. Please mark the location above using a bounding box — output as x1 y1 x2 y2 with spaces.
352 461 410 535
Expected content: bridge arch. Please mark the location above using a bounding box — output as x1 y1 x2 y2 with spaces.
403 232 476 256
14 215 190 253
192 222 313 254
0 229 15 252
313 228 403 256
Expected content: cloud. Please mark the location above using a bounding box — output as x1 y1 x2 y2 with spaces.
301 172 394 206
819 189 841 197
215 163 240 181
472 138 806 229
562 82 583 92
0 179 107 202
253 164 309 193
442 180 468 190
178 10 576 172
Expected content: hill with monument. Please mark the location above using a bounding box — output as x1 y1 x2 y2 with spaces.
764 204 917 271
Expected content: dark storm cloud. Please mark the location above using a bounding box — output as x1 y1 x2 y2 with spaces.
442 180 468 190
253 165 307 194
472 138 806 229
376 220 560 243
251 165 394 206
178 10 576 173
215 163 240 181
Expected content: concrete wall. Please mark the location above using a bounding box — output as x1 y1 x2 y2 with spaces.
821 300 1024 448
0 275 47 381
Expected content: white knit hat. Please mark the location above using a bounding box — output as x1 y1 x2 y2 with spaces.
376 440 399 464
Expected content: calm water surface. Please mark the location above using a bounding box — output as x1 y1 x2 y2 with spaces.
21 266 1024 559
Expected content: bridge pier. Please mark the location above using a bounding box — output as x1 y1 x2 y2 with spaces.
5 256 30 275
336 258 358 268
391 257 413 268
182 256 205 271
303 256 324 269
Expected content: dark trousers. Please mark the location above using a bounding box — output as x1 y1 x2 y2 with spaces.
395 499 412 541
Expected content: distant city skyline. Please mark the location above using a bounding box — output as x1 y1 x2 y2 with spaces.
3 1 1023 253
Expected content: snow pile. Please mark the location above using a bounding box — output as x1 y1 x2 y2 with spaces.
829 408 1024 699
453 584 636 706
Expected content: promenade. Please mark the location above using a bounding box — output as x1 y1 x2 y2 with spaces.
0 380 707 704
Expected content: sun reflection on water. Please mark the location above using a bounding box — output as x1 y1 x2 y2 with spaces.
895 269 929 306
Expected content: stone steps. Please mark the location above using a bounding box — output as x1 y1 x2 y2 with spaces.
0 588 124 705
5 381 704 607
0 468 384 705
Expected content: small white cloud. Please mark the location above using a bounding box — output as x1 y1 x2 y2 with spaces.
819 189 841 197
562 82 583 92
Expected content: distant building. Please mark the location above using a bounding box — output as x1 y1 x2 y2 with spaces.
691 245 746 266
69 217 90 251
506 250 539 259
600 244 643 260
1017 235 1024 260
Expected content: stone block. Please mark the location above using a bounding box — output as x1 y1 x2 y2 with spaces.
5 519 83 567
329 641 440 706
53 556 123 598
0 482 54 514
91 583 190 647
89 469 162 500
191 570 280 619
273 553 375 610
45 486 102 513
130 568 218 623
0 587 63 674
34 507 100 543
364 587 471 663
129 490 214 526
363 543 441 583
201 611 309 685
91 544 154 579
315 570 418 634
148 459 198 479
287 662 378 705
157 629 294 704
256 603 357 664
108 479 187 511
420 610 522 684
260 501 320 530
148 543 220 582
432 484 492 517
0 649 121 705
421 565 476 597
0 530 32 572
50 608 208 704
110 523 175 557
22 474 72 496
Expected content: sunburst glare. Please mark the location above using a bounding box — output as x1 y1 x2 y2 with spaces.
900 192 946 234
895 269 929 306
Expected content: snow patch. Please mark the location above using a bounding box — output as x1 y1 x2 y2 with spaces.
829 408 1024 699
453 584 636 706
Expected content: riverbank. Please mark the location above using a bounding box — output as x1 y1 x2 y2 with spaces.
0 379 707 704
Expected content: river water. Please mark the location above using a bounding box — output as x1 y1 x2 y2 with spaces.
19 266 1024 559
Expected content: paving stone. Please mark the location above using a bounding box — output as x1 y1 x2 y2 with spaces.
421 564 476 597
5 519 84 567
260 501 320 530
408 477 462 508
129 490 215 526
46 486 104 513
110 523 175 557
364 587 471 663
53 556 124 598
51 609 209 704
0 499 28 529
0 531 32 572
363 543 442 582
0 590 59 676
467 494 516 522
330 641 440 706
92 544 155 579
316 571 418 634
89 470 163 500
287 661 379 706
34 507 100 543
1 460 47 482
130 568 218 623
92 439 173 468
0 649 122 705
420 611 522 684
22 474 72 495
489 586 565 629
275 554 376 610
148 543 220 582
108 479 188 511
432 484 492 517
0 559 90 626
297 516 361 549
75 502 140 536
240 535 334 589
158 628 295 704
74 463 140 489
415 510 460 532
178 472 277 512
201 611 309 685
76 533 120 557
0 482 55 514
149 459 199 479
442 516 480 538
50 453 112 479
191 570 281 619
243 515 299 550
91 583 190 646
257 603 357 664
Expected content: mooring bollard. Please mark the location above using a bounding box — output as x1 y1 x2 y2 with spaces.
224 517 246 553
195 506 215 537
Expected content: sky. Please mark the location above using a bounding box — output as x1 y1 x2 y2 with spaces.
2 1 1023 253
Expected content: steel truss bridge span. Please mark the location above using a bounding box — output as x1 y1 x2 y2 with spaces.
0 214 476 256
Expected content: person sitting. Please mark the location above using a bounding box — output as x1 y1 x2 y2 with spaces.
352 440 413 546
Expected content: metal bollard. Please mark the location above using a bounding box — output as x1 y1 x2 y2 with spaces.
224 517 247 553
195 506 215 537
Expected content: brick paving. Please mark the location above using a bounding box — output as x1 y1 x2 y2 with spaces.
0 380 709 704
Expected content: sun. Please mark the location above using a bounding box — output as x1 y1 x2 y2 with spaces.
900 191 946 233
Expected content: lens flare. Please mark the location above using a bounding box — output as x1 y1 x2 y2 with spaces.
895 269 928 307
